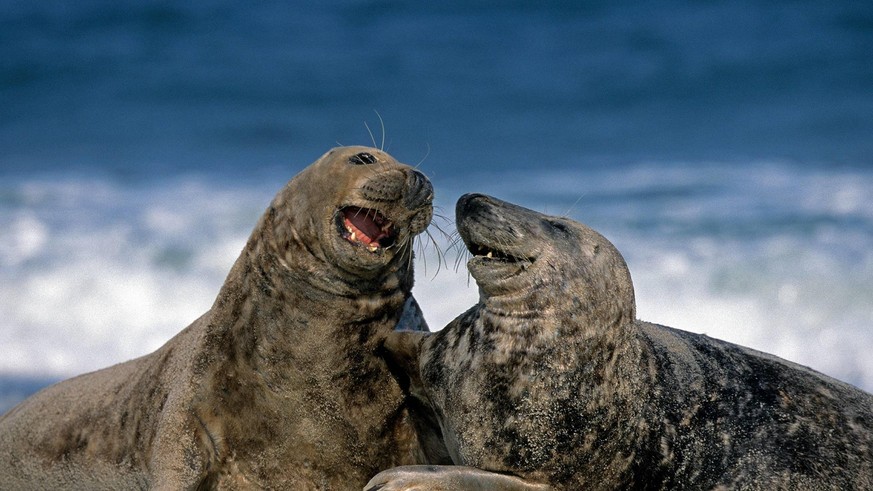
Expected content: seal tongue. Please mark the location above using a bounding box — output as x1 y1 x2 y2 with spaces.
342 206 392 247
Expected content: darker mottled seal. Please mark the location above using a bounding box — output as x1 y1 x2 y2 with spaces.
0 146 436 489
370 193 873 490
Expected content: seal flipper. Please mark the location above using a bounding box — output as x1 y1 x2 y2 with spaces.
382 329 426 380
380 330 451 465
365 465 554 491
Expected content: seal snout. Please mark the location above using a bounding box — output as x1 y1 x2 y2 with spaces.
325 150 435 265
455 193 491 216
404 169 434 210
456 194 533 265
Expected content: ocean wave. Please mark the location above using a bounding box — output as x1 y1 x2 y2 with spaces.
1 163 871 397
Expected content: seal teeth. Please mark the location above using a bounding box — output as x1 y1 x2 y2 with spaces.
339 206 394 253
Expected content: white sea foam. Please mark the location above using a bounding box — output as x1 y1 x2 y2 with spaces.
0 176 265 376
1 163 871 394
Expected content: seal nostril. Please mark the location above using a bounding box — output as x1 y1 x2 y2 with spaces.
456 193 493 220
404 170 433 209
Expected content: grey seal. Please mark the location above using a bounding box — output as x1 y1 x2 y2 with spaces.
369 193 873 490
0 146 436 489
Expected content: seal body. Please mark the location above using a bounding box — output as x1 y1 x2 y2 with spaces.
370 193 873 490
0 146 435 489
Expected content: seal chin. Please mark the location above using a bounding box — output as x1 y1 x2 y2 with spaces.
336 206 398 253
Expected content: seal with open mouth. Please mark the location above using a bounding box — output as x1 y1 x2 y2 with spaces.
369 193 873 490
0 146 436 489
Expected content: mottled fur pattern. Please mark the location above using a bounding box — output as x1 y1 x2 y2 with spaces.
370 193 873 490
0 146 435 489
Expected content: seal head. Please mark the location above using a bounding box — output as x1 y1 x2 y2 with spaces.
270 146 433 284
456 193 635 328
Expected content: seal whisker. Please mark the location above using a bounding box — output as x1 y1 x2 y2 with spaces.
429 211 454 241
417 229 448 279
429 230 446 275
402 236 417 277
446 232 465 256
453 244 471 274
374 110 386 151
561 193 587 218
432 205 451 221
364 120 378 150
411 210 453 277
358 116 389 177
448 241 473 281
414 142 431 169
446 229 462 244
413 236 429 277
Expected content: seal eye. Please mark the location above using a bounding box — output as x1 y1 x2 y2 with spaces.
548 220 571 236
349 152 378 165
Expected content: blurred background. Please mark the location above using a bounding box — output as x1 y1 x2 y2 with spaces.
1 1 872 412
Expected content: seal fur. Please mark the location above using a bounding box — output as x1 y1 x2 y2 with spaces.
0 146 435 489
370 193 873 490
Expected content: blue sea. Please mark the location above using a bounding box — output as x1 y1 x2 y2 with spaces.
1 1 872 412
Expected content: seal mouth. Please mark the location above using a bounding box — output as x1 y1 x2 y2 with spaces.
338 206 397 252
468 241 527 263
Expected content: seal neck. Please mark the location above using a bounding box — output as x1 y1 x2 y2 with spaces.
478 276 646 406
195 239 415 479
205 217 411 380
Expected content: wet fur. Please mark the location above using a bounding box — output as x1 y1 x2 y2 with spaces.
0 146 436 489
371 194 873 490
